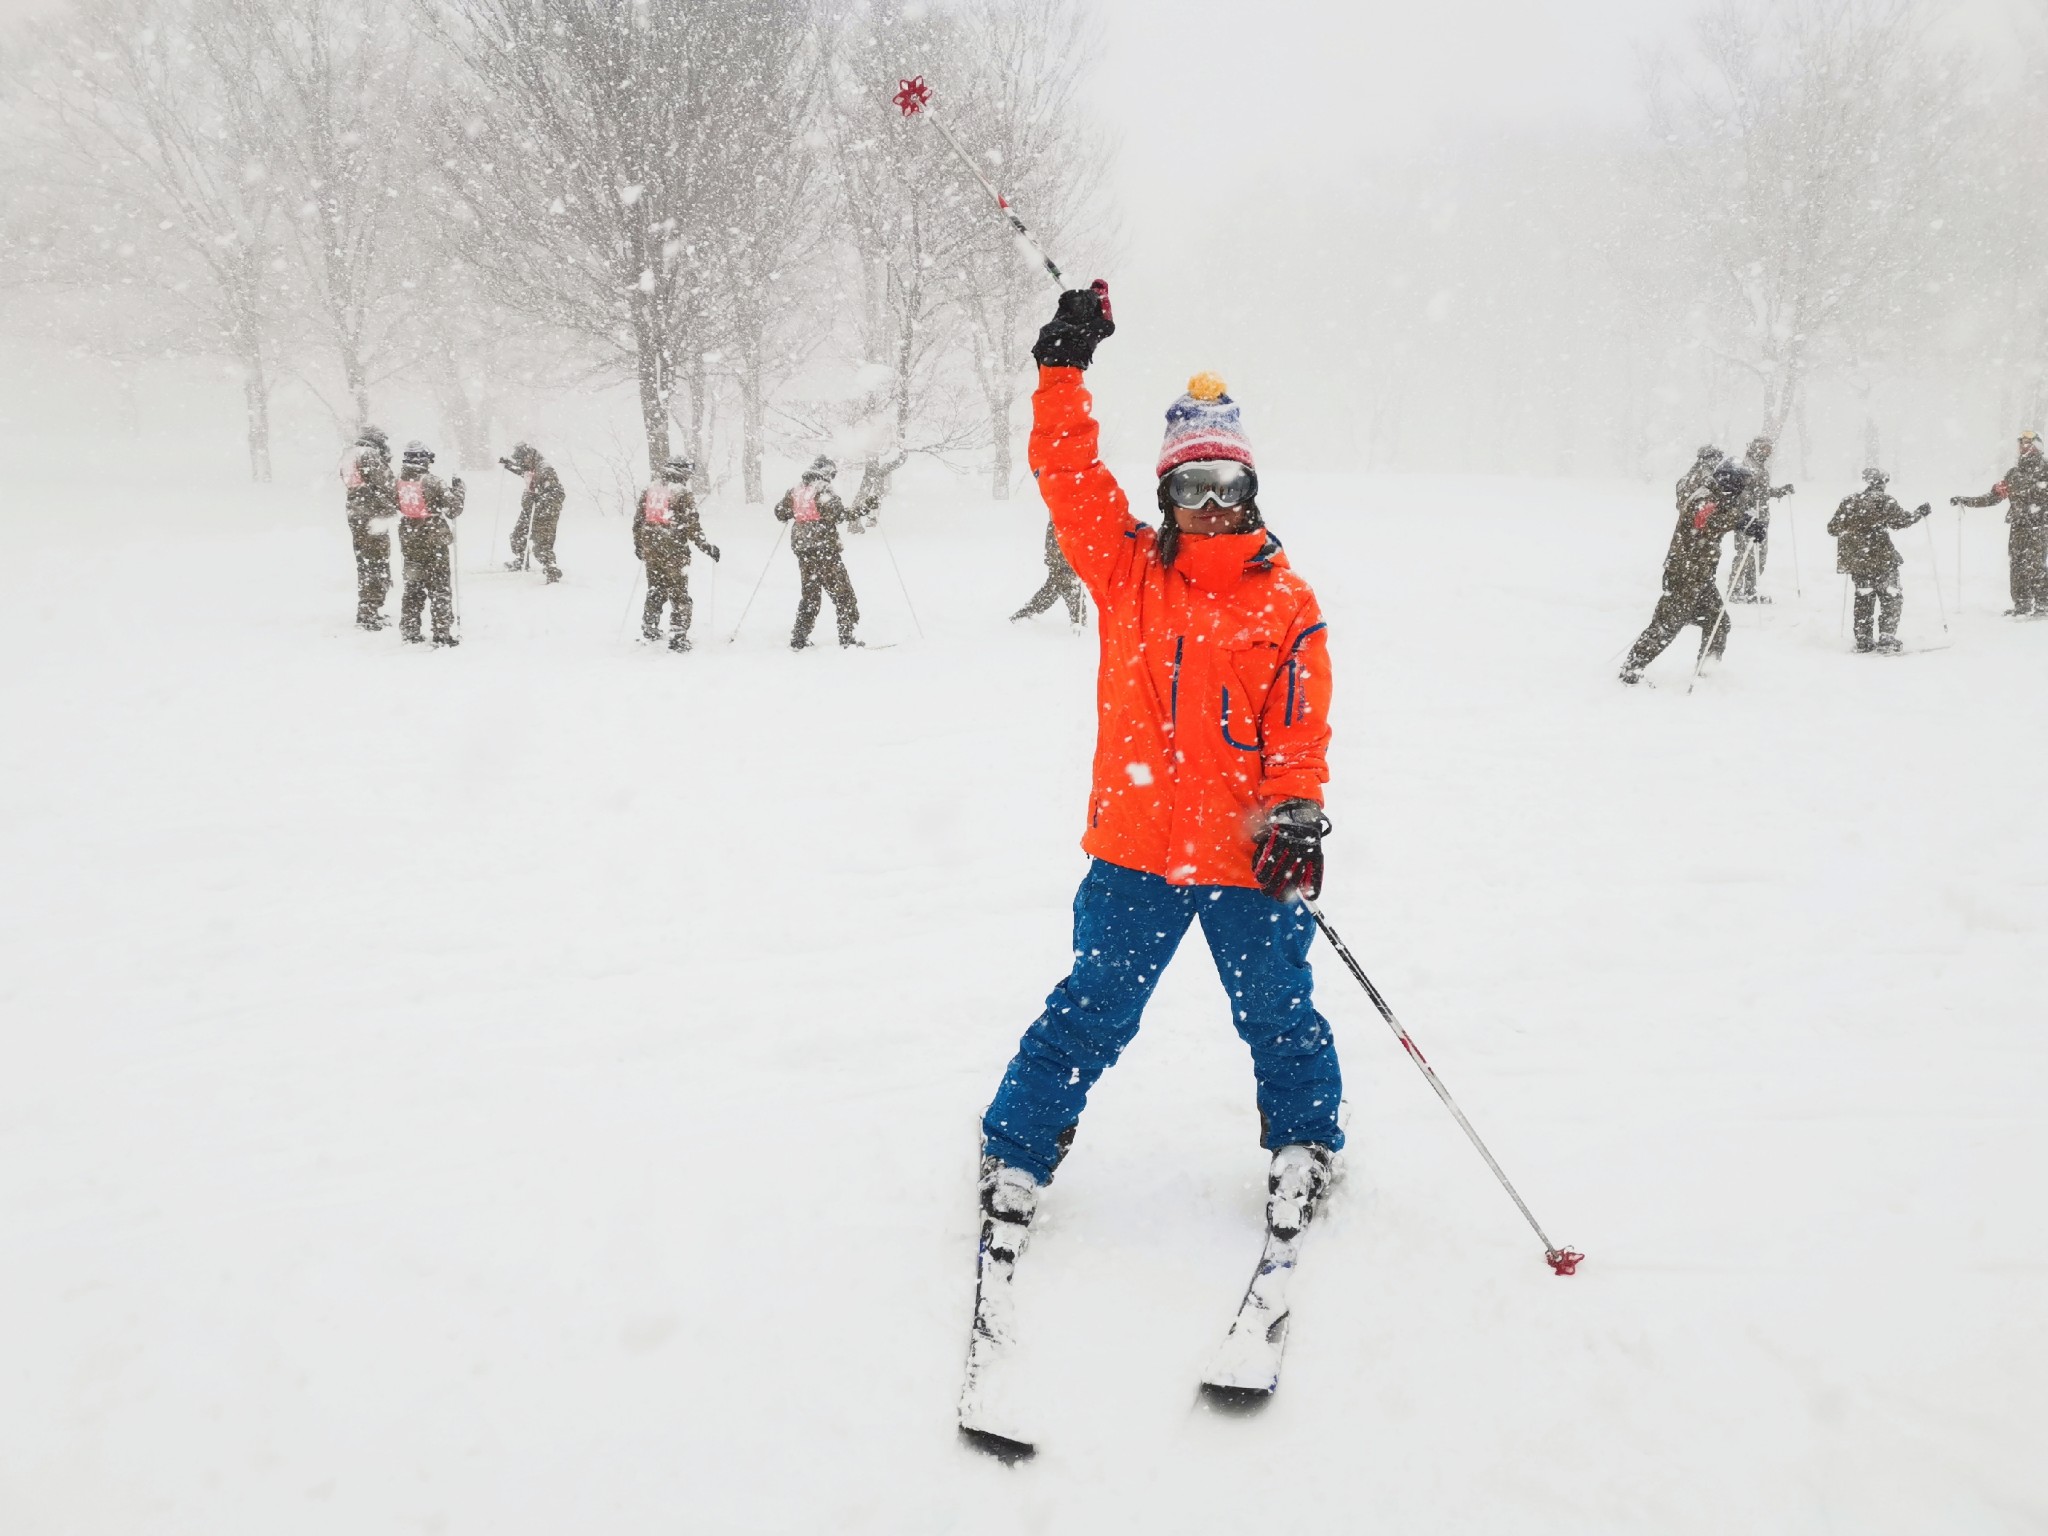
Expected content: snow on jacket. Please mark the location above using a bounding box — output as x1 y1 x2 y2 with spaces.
1956 452 2048 529
1828 490 1928 579
773 483 861 559
1029 364 1331 890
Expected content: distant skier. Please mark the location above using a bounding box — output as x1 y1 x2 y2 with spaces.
774 456 864 650
394 441 465 647
339 424 397 630
1620 459 1763 684
1009 519 1088 628
633 457 719 651
1951 429 2048 617
976 287 1342 1266
500 442 565 581
1829 468 1932 654
1727 436 1795 603
1676 444 1725 509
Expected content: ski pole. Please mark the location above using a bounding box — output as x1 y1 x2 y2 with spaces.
894 75 1090 298
1840 574 1850 637
727 524 786 644
1689 539 1756 694
873 513 925 641
1303 901 1581 1276
1924 514 1949 633
1785 497 1802 597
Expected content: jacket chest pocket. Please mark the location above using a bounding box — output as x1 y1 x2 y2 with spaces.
1220 641 1282 753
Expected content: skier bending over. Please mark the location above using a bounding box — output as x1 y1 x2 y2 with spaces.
1829 468 1931 654
500 442 566 581
1619 459 1762 684
977 286 1343 1253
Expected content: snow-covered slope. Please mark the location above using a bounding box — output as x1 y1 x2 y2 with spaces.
2 441 2043 1533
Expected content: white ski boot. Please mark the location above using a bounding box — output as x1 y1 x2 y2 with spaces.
1265 1143 1335 1241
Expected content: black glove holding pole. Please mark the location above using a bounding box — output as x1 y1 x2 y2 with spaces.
1252 799 1330 902
1031 282 1115 371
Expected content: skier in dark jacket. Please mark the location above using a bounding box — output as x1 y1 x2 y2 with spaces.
501 442 566 581
633 457 719 651
1620 460 1763 684
340 425 397 629
1829 468 1931 654
394 441 465 647
1727 436 1795 603
1951 430 2048 616
1009 519 1088 627
774 456 865 649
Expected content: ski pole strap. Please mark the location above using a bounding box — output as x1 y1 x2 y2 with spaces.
1304 901 1582 1276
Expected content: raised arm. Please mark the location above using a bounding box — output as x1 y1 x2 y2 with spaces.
1954 481 2008 508
1028 366 1141 598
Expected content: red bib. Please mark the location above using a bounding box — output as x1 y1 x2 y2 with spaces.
792 484 820 523
642 485 672 525
397 481 428 519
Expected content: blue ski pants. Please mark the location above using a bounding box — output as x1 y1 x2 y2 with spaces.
981 859 1345 1183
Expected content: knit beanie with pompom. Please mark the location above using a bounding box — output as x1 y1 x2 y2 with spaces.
1156 372 1254 479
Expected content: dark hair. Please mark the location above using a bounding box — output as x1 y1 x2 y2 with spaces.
1154 484 1263 567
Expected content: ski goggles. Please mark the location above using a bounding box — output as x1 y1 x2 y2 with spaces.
1161 459 1258 511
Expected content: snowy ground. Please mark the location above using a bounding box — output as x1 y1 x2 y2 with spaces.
2 423 2045 1534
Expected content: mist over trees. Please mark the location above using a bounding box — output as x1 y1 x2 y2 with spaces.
1 0 2044 487
0 0 1108 493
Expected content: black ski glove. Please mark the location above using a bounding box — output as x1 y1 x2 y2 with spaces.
1949 495 1964 506
1913 502 1932 521
1774 483 1795 498
1031 283 1115 371
1251 799 1330 902
705 544 721 562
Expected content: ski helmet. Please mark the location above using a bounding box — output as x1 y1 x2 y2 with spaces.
1709 461 1753 497
803 455 837 483
1862 466 1890 489
402 440 435 468
662 455 694 482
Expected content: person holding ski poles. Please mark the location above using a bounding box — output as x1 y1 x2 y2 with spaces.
1951 429 2048 617
1727 436 1795 603
976 286 1343 1259
1829 468 1932 653
1619 459 1763 684
500 442 566 582
1009 519 1088 628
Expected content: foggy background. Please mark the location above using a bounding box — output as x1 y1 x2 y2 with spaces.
2 0 2045 505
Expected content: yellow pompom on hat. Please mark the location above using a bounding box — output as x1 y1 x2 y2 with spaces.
1157 371 1253 478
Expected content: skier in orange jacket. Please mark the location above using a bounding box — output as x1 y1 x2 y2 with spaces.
978 286 1342 1248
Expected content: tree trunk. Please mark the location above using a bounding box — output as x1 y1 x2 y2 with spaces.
988 384 1013 500
740 338 765 504
632 303 670 471
687 349 709 466
430 333 492 470
243 361 272 483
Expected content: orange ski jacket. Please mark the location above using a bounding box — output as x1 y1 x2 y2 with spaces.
1030 365 1332 889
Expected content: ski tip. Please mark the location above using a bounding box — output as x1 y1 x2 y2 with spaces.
1198 1380 1277 1414
959 1425 1037 1465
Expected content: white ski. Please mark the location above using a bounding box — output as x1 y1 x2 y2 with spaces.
1200 1225 1303 1402
957 1214 1036 1461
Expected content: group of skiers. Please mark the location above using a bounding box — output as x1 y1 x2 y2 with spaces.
339 427 469 646
1619 428 2048 681
340 435 1093 651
